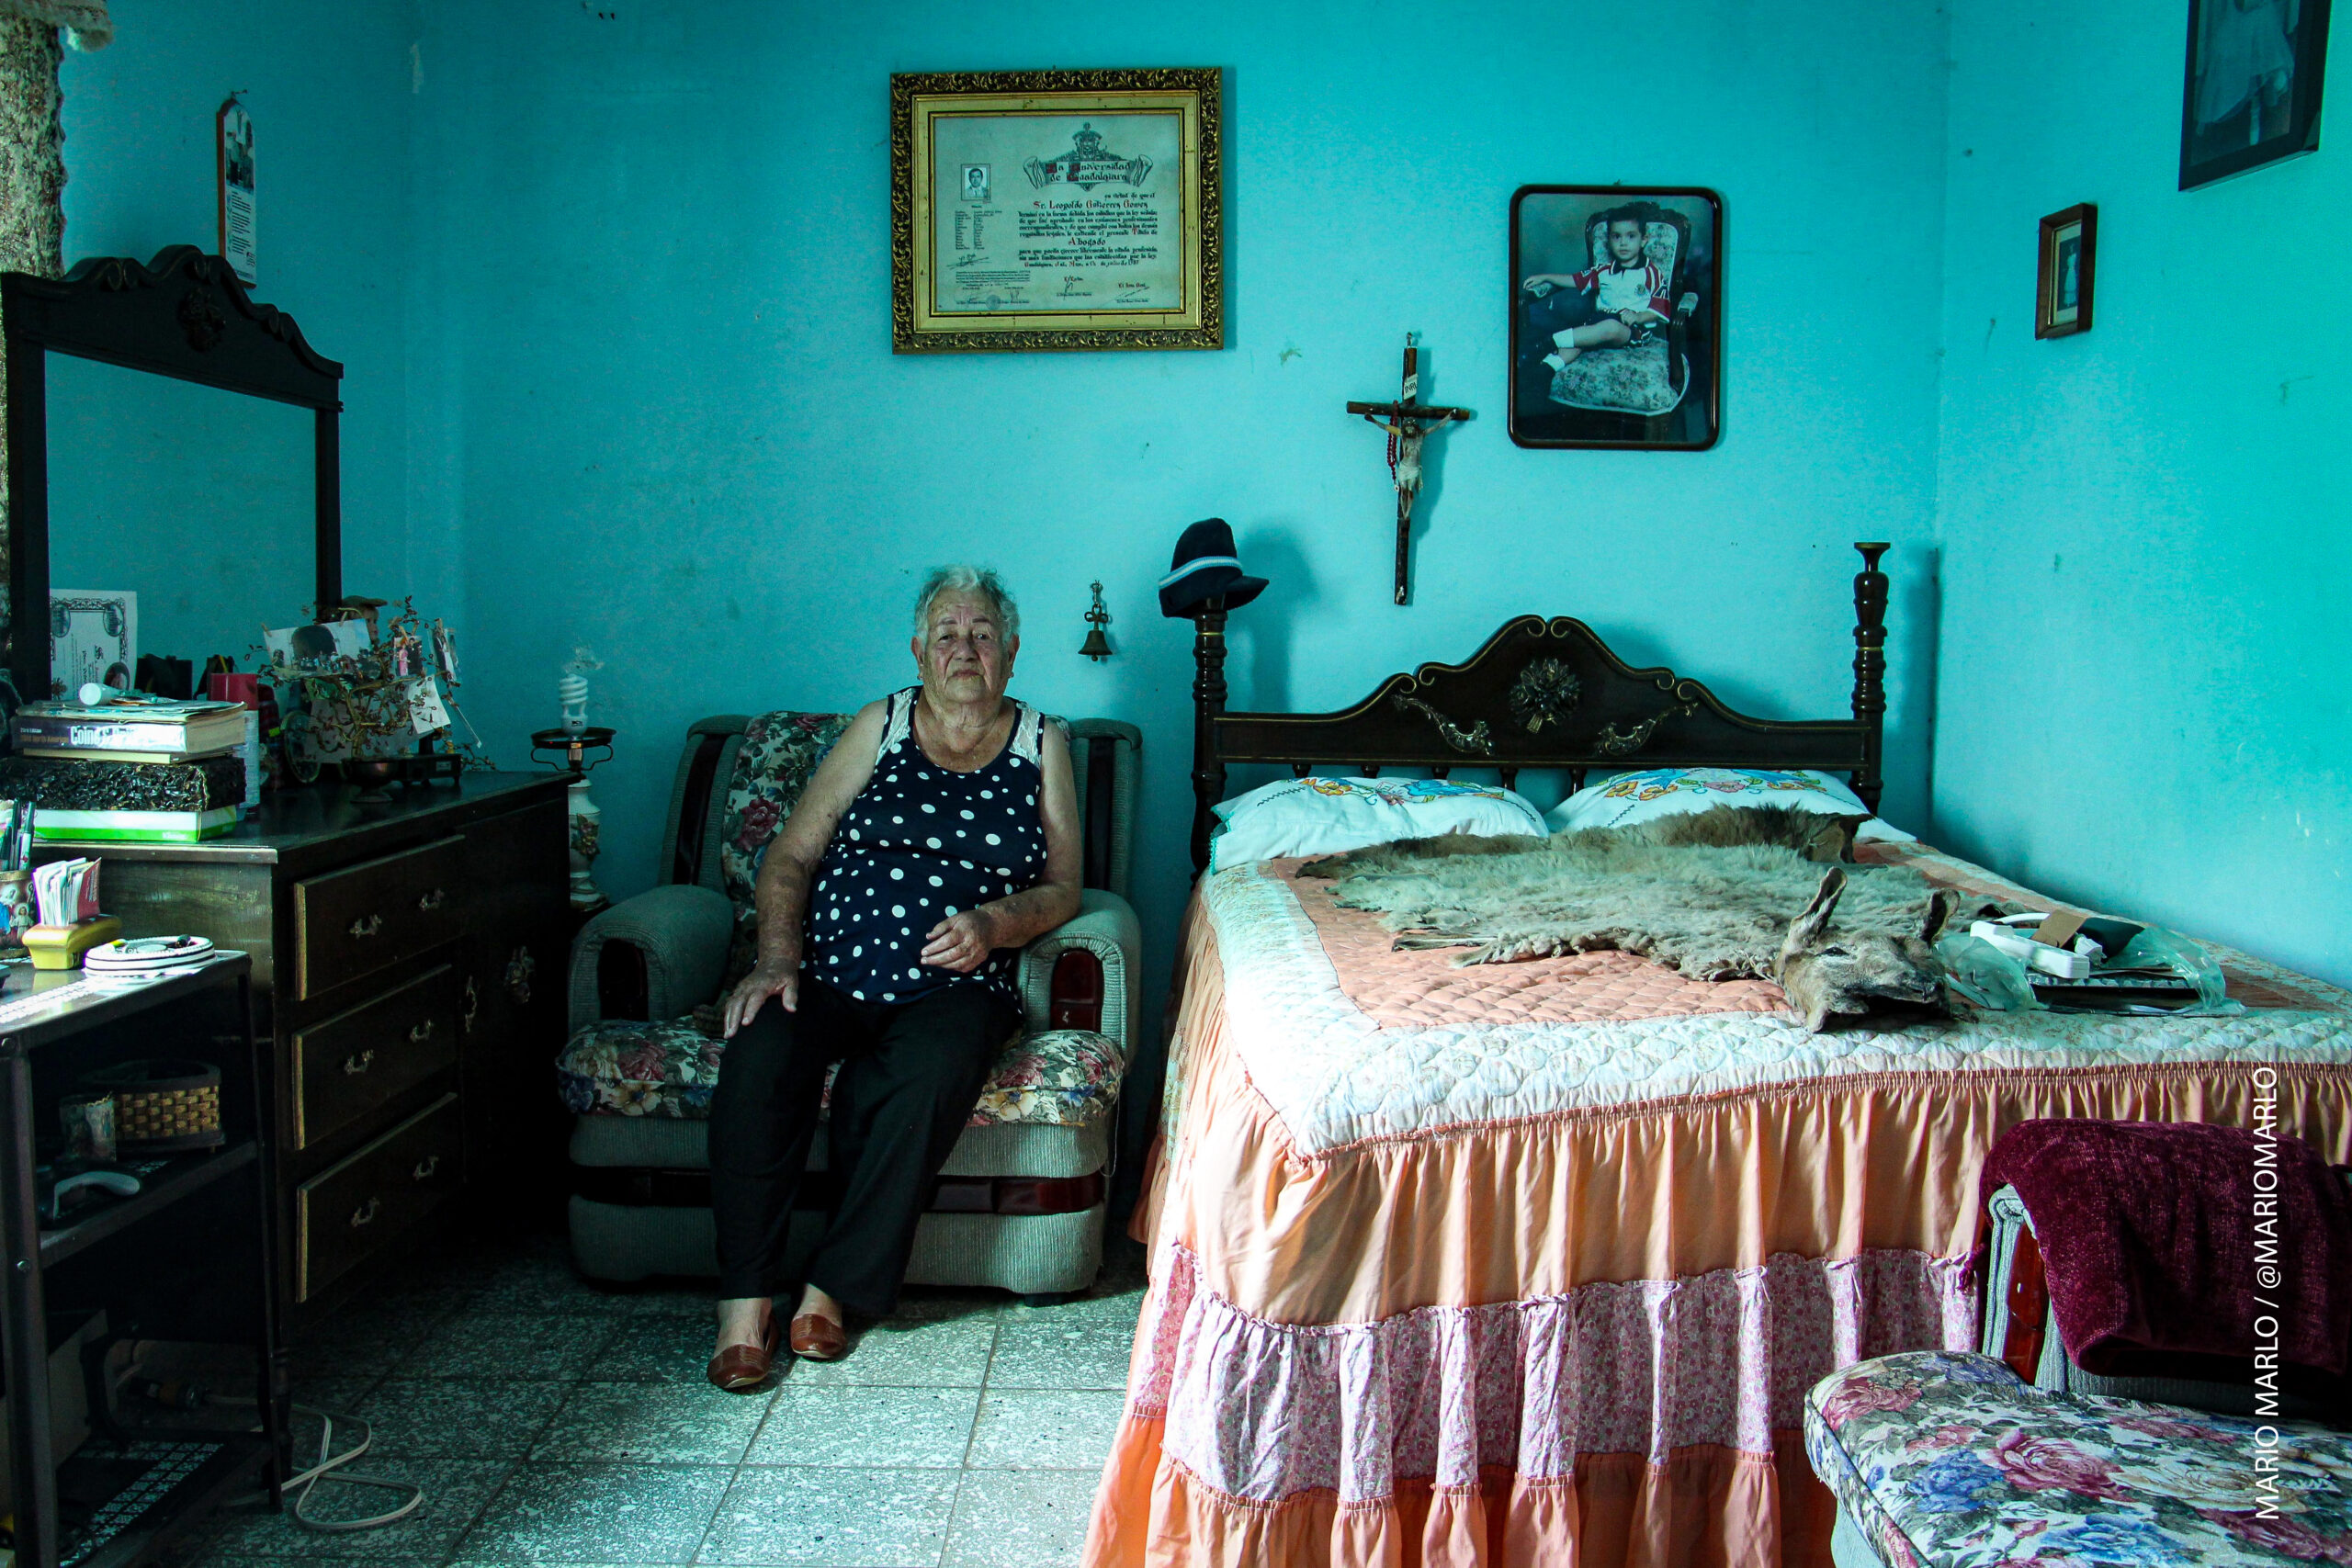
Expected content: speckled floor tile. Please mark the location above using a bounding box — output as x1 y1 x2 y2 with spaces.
469 1253 641 1315
888 1288 1004 1325
199 1456 516 1559
702 1465 960 1566
999 1287 1145 1327
785 1314 996 1389
749 1384 981 1469
289 1302 452 1382
356 1375 570 1458
984 1318 1136 1391
455 1460 730 1563
591 1311 727 1382
530 1380 773 1463
399 1312 621 1379
965 1389 1126 1471
942 1468 1102 1567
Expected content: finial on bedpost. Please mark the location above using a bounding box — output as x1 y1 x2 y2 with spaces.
1849 542 1890 812
1190 602 1229 873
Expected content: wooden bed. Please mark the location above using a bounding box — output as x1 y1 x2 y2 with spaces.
1088 544 2352 1568
1184 541 1894 869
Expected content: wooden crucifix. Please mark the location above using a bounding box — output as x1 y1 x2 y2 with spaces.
1347 333 1472 604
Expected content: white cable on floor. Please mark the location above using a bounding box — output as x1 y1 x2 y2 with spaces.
212 1394 424 1531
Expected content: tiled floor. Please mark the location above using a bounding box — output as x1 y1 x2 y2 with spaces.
156 1230 1143 1568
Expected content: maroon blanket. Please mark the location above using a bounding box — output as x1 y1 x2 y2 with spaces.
1980 1118 2352 1375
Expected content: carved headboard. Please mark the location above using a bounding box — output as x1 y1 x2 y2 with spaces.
1187 542 1892 870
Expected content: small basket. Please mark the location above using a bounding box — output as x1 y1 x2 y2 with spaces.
79 1059 225 1153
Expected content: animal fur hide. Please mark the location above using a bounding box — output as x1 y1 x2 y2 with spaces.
1303 807 1944 980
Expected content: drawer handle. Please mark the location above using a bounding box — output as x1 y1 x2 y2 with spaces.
341 1049 375 1076
349 1197 380 1229
417 888 447 912
408 1019 435 1043
348 913 385 940
462 976 480 1034
412 1155 441 1182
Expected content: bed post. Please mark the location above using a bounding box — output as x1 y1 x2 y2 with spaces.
1190 602 1228 874
1849 541 1890 812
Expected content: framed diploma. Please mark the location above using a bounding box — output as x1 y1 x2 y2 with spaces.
891 68 1222 353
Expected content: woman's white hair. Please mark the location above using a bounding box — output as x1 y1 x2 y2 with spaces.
912 565 1020 642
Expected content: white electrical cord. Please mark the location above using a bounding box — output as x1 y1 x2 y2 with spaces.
209 1394 424 1531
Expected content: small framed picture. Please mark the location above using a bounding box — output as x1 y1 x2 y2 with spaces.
2182 0 2330 189
1509 186 1722 450
2036 204 2097 340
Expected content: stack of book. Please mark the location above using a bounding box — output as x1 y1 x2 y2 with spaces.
10 700 251 842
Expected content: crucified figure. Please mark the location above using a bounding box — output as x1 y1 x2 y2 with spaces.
1347 334 1471 604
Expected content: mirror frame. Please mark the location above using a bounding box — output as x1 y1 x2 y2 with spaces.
1 245 344 703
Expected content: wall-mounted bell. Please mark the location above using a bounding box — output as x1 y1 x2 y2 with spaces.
1080 581 1114 661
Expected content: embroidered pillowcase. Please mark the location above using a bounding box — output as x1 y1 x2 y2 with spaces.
1209 776 1547 873
1544 767 1915 841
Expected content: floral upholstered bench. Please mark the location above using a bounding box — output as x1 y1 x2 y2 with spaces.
1805 1349 2352 1566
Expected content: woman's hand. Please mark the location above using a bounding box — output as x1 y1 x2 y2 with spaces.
920 908 1000 974
722 960 798 1036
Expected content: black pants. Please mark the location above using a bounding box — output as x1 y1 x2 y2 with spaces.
708 975 1013 1315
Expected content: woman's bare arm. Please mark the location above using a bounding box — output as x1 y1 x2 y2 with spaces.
918 721 1084 972
721 702 886 1034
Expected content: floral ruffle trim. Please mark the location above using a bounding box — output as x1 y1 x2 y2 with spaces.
1136 1242 1974 1508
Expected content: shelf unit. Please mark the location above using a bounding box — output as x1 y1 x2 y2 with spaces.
0 957 284 1568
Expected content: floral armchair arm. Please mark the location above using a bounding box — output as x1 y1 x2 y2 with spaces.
1014 888 1143 1064
567 883 735 1036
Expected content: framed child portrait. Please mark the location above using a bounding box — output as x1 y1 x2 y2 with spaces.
2181 0 2330 189
1509 186 1722 450
2036 203 2097 339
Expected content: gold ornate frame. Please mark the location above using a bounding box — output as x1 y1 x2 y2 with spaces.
889 68 1222 354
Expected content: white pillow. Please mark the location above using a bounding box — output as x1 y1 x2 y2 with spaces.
1544 767 1915 841
1209 775 1547 872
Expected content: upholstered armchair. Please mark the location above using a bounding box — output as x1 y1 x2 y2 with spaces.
558 709 1141 1298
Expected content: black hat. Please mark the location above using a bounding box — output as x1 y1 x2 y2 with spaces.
1158 518 1268 618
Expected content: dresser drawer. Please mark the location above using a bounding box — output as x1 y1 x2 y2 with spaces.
294 1093 464 1302
294 837 464 1000
291 965 460 1152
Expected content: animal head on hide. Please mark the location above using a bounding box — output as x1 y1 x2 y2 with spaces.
1776 867 1959 1032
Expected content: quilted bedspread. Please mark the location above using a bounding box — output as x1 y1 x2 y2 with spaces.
1084 841 2352 1568
1207 842 2352 1157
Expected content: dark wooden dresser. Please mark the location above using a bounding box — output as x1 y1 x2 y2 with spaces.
33 773 571 1320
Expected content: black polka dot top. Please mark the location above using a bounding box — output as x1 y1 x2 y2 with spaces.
805 688 1047 1008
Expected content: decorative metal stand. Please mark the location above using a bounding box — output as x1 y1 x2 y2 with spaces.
530 726 616 911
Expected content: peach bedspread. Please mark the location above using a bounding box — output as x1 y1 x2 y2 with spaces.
1083 844 2352 1568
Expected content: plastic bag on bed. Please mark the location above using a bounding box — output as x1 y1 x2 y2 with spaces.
1937 923 2240 1017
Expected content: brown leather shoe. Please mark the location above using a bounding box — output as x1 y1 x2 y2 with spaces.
788 1312 847 1361
707 1310 780 1393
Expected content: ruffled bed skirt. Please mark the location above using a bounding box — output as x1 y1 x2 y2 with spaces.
1084 1244 1974 1568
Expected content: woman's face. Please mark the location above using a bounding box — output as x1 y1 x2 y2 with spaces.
913 590 1016 705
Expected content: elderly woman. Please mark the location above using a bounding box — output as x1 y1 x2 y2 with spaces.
706 567 1080 1389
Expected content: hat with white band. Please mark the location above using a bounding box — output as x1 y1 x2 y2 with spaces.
1158 518 1268 618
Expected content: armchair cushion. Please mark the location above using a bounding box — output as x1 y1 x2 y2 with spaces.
558 1017 1120 1129
718 711 854 986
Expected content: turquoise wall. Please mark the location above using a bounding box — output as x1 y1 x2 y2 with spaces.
58 0 421 603
1933 2 2352 986
409 0 1952 1015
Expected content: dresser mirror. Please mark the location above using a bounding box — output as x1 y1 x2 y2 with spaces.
2 246 342 705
